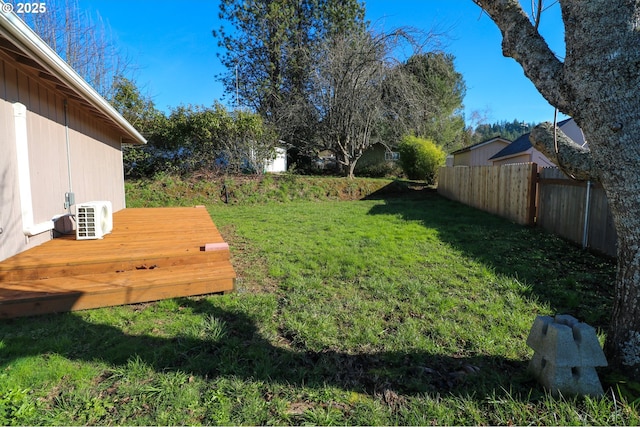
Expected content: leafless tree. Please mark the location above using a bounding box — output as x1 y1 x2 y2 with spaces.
309 28 443 178
19 0 132 99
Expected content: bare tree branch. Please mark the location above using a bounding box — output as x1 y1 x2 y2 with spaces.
529 122 598 181
20 0 133 98
472 0 573 114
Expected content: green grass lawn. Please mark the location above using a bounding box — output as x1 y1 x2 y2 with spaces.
0 185 636 425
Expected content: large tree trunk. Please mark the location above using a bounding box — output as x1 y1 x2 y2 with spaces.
532 120 640 378
607 209 640 378
586 121 640 379
474 0 640 378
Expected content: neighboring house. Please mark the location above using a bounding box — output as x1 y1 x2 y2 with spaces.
490 118 585 169
264 146 287 173
448 136 512 167
0 11 146 262
489 133 555 168
354 142 399 176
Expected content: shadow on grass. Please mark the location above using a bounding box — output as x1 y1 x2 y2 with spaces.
0 295 535 399
0 185 615 404
365 185 616 330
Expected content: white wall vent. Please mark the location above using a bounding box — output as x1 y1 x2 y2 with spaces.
76 201 113 240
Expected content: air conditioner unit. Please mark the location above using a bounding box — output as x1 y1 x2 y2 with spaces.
76 201 113 240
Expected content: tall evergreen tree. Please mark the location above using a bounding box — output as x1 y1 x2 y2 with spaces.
401 52 466 151
213 0 365 142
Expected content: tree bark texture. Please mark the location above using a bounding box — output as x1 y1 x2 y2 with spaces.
474 0 640 378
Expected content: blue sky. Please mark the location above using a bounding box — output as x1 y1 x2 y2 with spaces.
76 0 566 125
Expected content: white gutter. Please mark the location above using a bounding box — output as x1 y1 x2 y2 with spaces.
14 102 54 236
0 6 146 145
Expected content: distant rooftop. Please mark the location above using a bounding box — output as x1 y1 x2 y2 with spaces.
490 118 575 160
450 136 511 155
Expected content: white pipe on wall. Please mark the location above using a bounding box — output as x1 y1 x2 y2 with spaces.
63 99 74 211
14 102 54 237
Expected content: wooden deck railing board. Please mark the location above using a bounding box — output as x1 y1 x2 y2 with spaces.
0 207 236 318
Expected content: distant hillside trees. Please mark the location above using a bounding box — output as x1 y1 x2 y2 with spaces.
469 119 537 144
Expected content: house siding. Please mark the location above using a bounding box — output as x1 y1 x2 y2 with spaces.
531 150 555 168
491 151 554 170
0 55 126 262
559 119 585 146
453 150 471 166
492 153 531 166
470 141 509 166
452 139 510 167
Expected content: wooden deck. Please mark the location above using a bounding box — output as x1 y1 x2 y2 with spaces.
0 207 236 318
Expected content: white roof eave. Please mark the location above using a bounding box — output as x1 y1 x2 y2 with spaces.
0 7 146 144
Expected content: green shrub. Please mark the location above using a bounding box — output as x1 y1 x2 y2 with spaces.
355 161 402 178
397 135 446 184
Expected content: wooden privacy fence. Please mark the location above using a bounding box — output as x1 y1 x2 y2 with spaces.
438 164 617 257
537 167 617 257
438 163 537 226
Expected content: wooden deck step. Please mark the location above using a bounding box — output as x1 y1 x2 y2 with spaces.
0 262 236 318
0 250 230 282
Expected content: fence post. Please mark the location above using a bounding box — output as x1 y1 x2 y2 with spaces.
582 180 592 249
527 163 538 226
